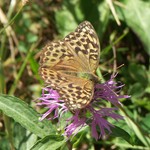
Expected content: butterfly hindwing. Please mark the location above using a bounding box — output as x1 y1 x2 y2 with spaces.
39 67 94 110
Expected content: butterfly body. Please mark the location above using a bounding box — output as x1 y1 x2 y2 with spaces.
39 21 100 111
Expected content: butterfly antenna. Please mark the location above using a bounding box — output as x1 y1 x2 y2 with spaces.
103 64 124 77
116 64 124 70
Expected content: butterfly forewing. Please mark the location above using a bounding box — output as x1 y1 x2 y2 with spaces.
64 21 100 72
39 21 100 111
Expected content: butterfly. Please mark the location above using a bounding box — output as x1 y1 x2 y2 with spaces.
39 21 100 111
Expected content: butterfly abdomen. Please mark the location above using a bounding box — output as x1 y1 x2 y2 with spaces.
61 71 99 83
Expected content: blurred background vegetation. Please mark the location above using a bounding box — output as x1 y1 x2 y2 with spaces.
0 0 150 149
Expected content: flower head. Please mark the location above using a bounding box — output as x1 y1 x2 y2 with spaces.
38 74 130 140
37 88 68 120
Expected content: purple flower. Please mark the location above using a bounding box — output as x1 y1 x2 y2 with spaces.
64 111 86 138
37 88 68 120
94 74 130 106
38 75 130 140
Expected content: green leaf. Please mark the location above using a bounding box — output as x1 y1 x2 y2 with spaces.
128 63 148 87
29 54 39 74
55 8 78 37
55 1 80 37
55 0 110 39
141 113 150 132
18 41 28 53
14 123 38 150
13 123 35 150
110 126 134 145
0 94 56 138
120 109 150 147
117 0 150 55
30 135 65 150
59 111 72 131
27 33 38 43
97 1 110 38
129 83 145 98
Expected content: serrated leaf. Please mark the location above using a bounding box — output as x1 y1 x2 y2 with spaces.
30 135 65 150
120 109 150 147
0 94 56 138
110 125 134 145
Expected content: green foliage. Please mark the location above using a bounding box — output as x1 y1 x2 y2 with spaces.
116 0 150 55
30 135 65 150
0 95 56 138
110 126 134 145
0 0 149 149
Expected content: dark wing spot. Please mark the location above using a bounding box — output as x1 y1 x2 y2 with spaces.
70 42 75 46
51 59 56 62
61 49 66 52
75 47 81 53
68 89 73 92
76 41 81 46
81 38 85 42
76 34 80 37
71 93 76 96
46 51 51 56
76 87 82 90
53 53 58 57
68 84 73 88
